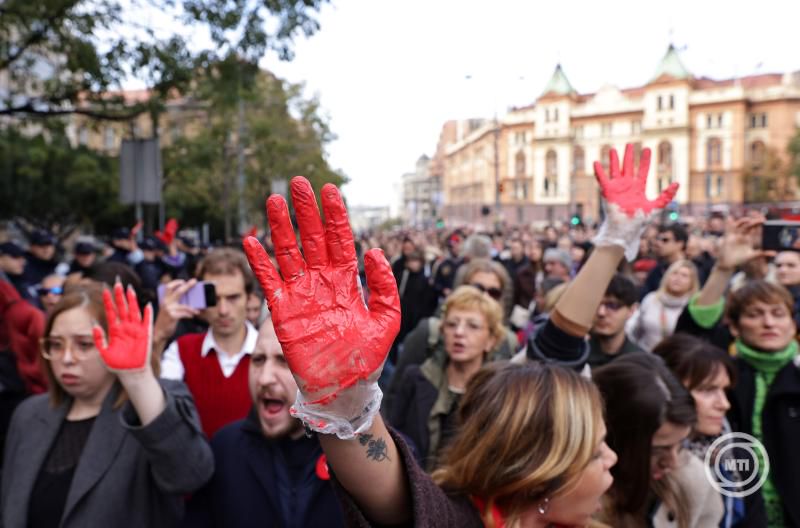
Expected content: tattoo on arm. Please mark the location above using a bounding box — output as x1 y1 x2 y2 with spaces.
358 433 391 462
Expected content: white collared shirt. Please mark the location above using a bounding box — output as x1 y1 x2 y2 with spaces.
160 321 258 380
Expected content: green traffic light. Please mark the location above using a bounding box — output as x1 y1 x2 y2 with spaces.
668 211 679 221
571 216 580 226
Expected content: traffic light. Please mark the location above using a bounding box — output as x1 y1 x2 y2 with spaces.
668 210 679 221
570 215 581 226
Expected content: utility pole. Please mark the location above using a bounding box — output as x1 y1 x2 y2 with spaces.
493 114 501 230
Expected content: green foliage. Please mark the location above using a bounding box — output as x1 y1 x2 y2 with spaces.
0 123 133 231
160 62 346 240
789 127 800 184
0 0 329 120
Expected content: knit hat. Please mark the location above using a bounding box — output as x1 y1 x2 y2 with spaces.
543 248 572 269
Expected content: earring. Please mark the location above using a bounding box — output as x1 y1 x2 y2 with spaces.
537 497 550 515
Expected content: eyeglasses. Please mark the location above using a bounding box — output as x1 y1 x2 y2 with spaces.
469 283 503 301
40 335 97 361
38 286 64 296
599 300 624 312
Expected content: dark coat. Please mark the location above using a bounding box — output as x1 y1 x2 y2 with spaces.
386 364 439 465
675 304 800 526
1 380 213 528
334 428 482 527
184 409 345 528
728 357 800 527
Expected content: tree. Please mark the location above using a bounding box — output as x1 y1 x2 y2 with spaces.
0 122 133 232
161 62 346 241
0 0 329 120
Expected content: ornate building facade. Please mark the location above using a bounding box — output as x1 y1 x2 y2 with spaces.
440 46 800 225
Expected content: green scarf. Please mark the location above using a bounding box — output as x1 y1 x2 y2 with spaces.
735 338 798 526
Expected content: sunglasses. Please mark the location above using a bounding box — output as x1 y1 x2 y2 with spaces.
469 283 503 301
38 286 64 296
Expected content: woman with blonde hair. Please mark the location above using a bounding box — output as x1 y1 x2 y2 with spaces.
1 283 213 527
627 259 699 351
387 285 505 469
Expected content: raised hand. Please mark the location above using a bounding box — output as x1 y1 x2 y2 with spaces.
92 283 153 372
716 215 772 270
593 143 678 217
243 176 400 438
592 143 680 261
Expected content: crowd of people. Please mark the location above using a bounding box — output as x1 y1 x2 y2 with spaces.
0 143 798 527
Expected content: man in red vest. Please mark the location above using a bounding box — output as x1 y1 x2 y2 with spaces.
157 248 258 438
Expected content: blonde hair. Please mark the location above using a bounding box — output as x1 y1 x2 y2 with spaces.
657 259 699 298
442 285 505 347
432 362 605 527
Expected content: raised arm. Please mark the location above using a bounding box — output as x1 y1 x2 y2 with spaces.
242 178 410 524
552 144 677 333
695 216 769 306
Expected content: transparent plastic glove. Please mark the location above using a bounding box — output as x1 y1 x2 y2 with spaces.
242 177 401 439
592 143 679 261
92 283 153 372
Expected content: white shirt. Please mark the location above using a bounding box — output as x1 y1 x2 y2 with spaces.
160 321 258 380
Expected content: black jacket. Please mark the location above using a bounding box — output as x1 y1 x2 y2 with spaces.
184 408 344 528
675 304 800 527
728 357 800 527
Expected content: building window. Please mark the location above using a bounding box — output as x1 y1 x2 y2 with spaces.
669 94 675 110
601 122 612 137
545 150 558 196
600 145 612 171
545 108 550 123
717 113 724 128
632 120 642 135
657 95 663 111
706 137 722 167
750 141 766 169
716 175 724 197
515 150 526 177
760 113 768 127
573 146 585 175
515 180 528 200
632 142 642 166
706 114 713 129
553 108 559 121
657 140 673 193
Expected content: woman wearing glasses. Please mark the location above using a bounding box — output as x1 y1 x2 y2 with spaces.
1 283 213 528
384 258 517 414
386 285 506 469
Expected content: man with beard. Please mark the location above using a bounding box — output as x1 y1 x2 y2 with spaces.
183 319 345 528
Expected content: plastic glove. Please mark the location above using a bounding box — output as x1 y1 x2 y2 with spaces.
155 218 179 245
92 283 153 372
243 177 400 439
592 143 679 261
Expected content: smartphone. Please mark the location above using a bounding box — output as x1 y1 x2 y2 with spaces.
157 281 217 309
761 220 800 251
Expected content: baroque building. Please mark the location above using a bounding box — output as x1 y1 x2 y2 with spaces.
441 45 800 225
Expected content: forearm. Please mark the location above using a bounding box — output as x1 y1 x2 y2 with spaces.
118 370 167 426
319 414 411 525
554 245 625 332
695 265 733 306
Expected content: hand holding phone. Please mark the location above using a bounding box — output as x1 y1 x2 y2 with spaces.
153 279 215 352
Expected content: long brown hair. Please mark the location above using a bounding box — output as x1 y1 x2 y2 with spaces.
432 362 605 527
593 354 696 528
42 284 160 409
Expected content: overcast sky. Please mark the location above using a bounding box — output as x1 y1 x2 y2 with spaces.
196 0 800 207
259 0 800 207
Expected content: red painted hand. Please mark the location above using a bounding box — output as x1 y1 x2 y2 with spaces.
92 283 153 372
593 143 678 217
243 177 400 406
